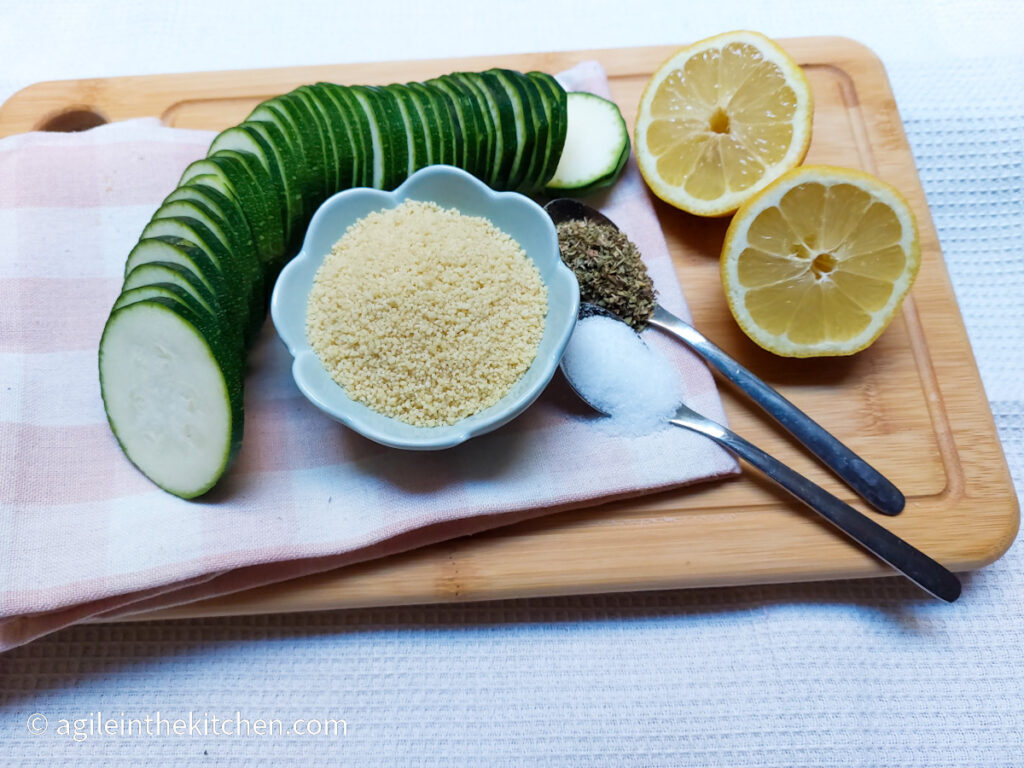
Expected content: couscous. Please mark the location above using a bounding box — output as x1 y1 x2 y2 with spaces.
307 200 548 427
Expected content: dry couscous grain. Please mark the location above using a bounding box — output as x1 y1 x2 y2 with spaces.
306 200 548 427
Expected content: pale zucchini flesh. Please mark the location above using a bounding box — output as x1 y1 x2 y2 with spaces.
545 91 627 195
99 301 243 499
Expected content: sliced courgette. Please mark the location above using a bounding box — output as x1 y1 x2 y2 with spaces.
270 95 329 206
488 69 536 191
150 197 264 318
289 88 340 196
528 71 569 188
208 122 302 247
99 298 245 499
246 101 313 230
179 154 280 270
320 84 375 188
403 81 441 168
210 148 287 267
422 79 464 171
387 84 429 176
140 215 256 344
122 261 222 320
347 86 386 189
104 67 585 500
427 76 476 176
123 236 247 354
544 91 628 196
111 284 231 357
449 73 501 185
514 73 550 192
363 86 408 190
300 85 356 192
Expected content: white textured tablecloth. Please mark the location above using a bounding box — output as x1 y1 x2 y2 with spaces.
1 1 1022 765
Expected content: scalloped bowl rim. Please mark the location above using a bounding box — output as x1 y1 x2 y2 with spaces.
270 165 579 450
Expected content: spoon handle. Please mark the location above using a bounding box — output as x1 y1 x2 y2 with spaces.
650 304 905 516
669 413 961 602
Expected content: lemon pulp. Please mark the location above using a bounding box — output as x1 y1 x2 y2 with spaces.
636 31 813 216
722 166 921 356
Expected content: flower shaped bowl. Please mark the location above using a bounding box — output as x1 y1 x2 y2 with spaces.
270 165 580 450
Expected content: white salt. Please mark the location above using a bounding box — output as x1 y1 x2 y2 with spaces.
561 315 685 436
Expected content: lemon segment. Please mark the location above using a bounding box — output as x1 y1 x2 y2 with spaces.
721 165 921 357
636 30 813 216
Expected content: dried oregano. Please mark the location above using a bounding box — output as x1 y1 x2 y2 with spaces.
555 219 656 330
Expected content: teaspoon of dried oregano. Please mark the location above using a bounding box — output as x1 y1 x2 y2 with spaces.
555 218 656 331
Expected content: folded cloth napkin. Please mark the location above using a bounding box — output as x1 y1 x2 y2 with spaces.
0 62 737 651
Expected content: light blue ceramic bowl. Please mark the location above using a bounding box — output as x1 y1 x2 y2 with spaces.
270 165 580 450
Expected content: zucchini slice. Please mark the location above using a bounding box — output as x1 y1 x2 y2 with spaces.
347 86 386 189
123 236 247 354
210 149 287 267
122 261 222 320
364 86 408 190
290 88 340 196
320 84 375 188
387 84 429 176
450 73 503 186
179 154 279 270
544 92 629 195
246 102 312 232
140 214 257 343
528 71 569 188
299 85 356 192
150 197 264 314
125 237 228 302
99 299 244 499
403 82 441 168
113 283 210 317
111 284 232 361
423 78 469 172
166 179 258 257
516 73 551 192
480 71 519 188
488 69 536 191
271 94 329 206
209 122 302 247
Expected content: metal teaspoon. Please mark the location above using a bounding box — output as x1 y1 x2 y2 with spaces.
545 197 905 517
558 310 960 602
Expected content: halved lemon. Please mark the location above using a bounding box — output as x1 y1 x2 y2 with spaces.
635 30 813 216
721 165 921 357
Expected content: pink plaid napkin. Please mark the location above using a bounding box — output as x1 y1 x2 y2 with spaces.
0 62 737 651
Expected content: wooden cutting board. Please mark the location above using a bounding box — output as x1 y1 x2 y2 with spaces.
1 37 1016 620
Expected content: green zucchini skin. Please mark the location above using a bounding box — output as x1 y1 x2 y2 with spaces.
528 71 569 188
104 68 570 497
122 260 221 319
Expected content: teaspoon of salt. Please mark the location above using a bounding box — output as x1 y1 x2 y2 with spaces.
559 309 684 436
558 307 960 604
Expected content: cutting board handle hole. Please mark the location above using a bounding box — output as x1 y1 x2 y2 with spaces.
37 108 108 132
